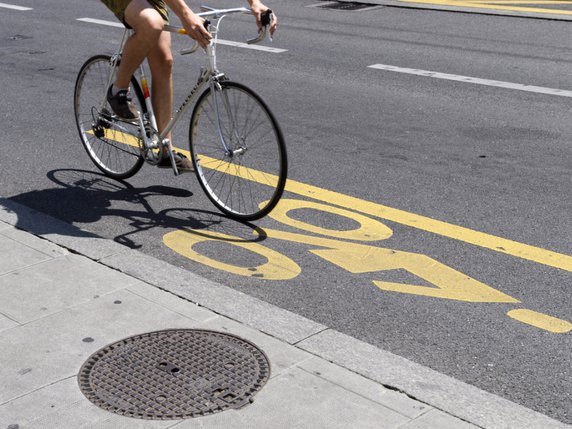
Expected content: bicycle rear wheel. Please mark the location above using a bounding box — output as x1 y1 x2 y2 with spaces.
74 54 145 180
189 81 287 221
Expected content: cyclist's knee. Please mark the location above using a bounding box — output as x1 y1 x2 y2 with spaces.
148 33 173 72
149 52 173 75
125 1 165 34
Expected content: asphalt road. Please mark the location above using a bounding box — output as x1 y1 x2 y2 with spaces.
1 0 571 424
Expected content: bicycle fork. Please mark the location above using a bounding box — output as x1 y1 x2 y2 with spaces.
201 39 245 159
211 80 245 158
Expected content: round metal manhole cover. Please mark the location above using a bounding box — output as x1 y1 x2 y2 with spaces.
78 329 271 420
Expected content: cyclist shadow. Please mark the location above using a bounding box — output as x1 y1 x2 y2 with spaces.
7 169 263 249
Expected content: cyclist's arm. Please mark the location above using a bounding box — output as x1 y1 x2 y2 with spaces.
248 0 277 35
164 0 212 47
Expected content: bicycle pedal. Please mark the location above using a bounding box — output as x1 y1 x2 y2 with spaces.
92 125 105 138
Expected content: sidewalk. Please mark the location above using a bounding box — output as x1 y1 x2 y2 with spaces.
0 197 568 429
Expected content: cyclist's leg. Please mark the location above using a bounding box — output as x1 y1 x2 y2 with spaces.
115 0 164 89
146 31 173 141
147 32 194 171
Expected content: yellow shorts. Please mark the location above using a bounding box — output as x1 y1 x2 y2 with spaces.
101 0 169 26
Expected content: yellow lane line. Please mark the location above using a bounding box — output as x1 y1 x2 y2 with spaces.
401 0 572 14
100 131 572 273
507 309 572 333
466 1 572 3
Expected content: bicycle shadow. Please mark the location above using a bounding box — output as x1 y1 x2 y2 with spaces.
7 169 265 249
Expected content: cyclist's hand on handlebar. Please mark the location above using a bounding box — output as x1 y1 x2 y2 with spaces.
249 0 277 36
183 12 212 49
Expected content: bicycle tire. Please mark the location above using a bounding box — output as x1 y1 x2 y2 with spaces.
74 54 146 180
189 81 287 221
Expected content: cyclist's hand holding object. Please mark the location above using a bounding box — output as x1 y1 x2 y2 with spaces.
178 0 277 47
165 0 212 49
249 0 278 37
180 8 212 49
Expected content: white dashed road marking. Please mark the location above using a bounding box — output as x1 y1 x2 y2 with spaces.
77 18 287 53
369 63 572 97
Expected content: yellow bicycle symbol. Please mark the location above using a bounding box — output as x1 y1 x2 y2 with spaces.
164 196 571 334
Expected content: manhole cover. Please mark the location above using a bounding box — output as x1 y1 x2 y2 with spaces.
78 329 271 420
312 1 382 11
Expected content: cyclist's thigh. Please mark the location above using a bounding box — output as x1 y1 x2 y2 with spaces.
124 0 168 29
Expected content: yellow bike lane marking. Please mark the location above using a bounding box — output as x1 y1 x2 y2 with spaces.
188 154 572 273
397 0 572 15
93 115 572 273
282 178 572 272
94 129 572 333
163 153 571 334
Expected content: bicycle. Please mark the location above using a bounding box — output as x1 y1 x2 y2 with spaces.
73 6 287 221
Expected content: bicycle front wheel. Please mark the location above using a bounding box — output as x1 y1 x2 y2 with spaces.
74 55 145 180
189 81 287 221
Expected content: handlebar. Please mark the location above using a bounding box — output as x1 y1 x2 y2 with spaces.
163 6 274 55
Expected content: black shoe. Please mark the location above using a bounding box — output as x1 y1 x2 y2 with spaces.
157 151 195 173
107 85 139 120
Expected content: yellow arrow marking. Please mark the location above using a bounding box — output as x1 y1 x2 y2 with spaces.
259 227 519 303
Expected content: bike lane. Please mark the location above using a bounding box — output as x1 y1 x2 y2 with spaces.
162 154 572 335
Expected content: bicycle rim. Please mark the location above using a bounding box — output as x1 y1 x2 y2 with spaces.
74 55 145 180
189 81 287 221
